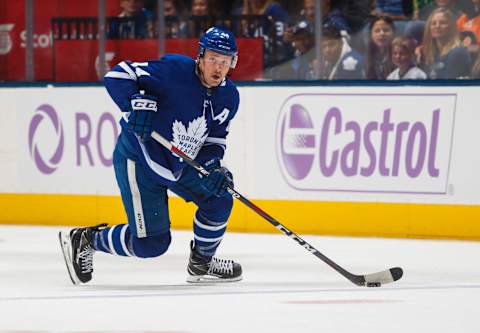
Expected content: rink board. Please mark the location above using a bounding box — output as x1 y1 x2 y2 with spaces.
1 85 479 239
1 193 480 240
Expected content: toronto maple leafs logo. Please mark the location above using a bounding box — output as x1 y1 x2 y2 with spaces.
172 116 208 159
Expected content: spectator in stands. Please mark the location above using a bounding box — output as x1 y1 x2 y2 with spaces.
457 0 480 51
164 0 189 37
295 0 351 33
272 20 316 80
408 0 471 44
387 36 427 79
317 25 364 79
413 0 434 19
335 0 373 33
188 0 219 37
330 0 373 54
320 0 352 34
418 0 462 20
284 0 351 50
108 0 154 39
420 7 472 78
366 16 396 79
460 30 478 48
234 0 289 65
373 0 414 21
191 0 209 15
235 0 289 37
299 0 316 23
164 0 185 16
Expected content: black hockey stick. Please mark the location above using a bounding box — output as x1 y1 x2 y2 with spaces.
151 131 403 287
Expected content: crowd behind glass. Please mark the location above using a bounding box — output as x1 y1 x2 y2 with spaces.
105 0 480 80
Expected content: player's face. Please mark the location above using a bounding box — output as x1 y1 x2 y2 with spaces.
199 50 232 87
430 13 450 39
392 45 410 69
321 38 342 63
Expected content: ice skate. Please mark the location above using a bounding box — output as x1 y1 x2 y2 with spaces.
186 241 242 283
58 223 107 285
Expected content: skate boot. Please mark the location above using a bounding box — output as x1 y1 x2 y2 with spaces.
187 241 243 283
58 223 107 285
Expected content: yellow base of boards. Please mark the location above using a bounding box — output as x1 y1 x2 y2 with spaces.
1 193 479 240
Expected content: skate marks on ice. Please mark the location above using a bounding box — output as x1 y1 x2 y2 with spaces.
2 282 480 302
0 331 189 333
283 299 402 304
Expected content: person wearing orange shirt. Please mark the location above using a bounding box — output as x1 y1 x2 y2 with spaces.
457 0 480 50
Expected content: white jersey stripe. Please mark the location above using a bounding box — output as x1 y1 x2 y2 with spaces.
120 224 132 256
104 71 134 80
122 112 130 122
108 225 119 255
119 61 137 81
205 137 227 145
127 159 147 237
194 234 224 243
136 136 180 181
194 216 227 231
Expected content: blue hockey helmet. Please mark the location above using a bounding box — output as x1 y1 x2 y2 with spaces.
198 27 238 68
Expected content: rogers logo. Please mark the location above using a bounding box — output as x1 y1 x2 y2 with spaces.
28 104 64 174
0 23 14 55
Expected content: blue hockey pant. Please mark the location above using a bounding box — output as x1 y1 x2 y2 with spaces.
93 139 233 259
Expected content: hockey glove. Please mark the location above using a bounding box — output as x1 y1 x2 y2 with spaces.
127 93 158 140
201 165 234 197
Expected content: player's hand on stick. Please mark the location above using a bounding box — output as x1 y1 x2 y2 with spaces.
201 160 233 197
128 93 158 140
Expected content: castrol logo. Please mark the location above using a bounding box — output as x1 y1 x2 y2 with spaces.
276 93 456 194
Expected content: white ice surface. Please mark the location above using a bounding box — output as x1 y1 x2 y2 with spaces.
1 225 480 333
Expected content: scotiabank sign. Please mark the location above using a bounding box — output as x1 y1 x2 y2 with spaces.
277 93 456 194
0 35 263 81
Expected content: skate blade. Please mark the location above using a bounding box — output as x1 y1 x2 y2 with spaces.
58 231 80 286
186 274 243 284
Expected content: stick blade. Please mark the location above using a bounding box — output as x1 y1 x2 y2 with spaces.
363 266 403 286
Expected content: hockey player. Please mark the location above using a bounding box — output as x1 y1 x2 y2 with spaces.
59 26 242 285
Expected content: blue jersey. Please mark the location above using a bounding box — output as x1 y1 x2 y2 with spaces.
104 54 240 182
424 47 471 79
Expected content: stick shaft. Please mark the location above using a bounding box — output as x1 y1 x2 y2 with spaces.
151 131 365 286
